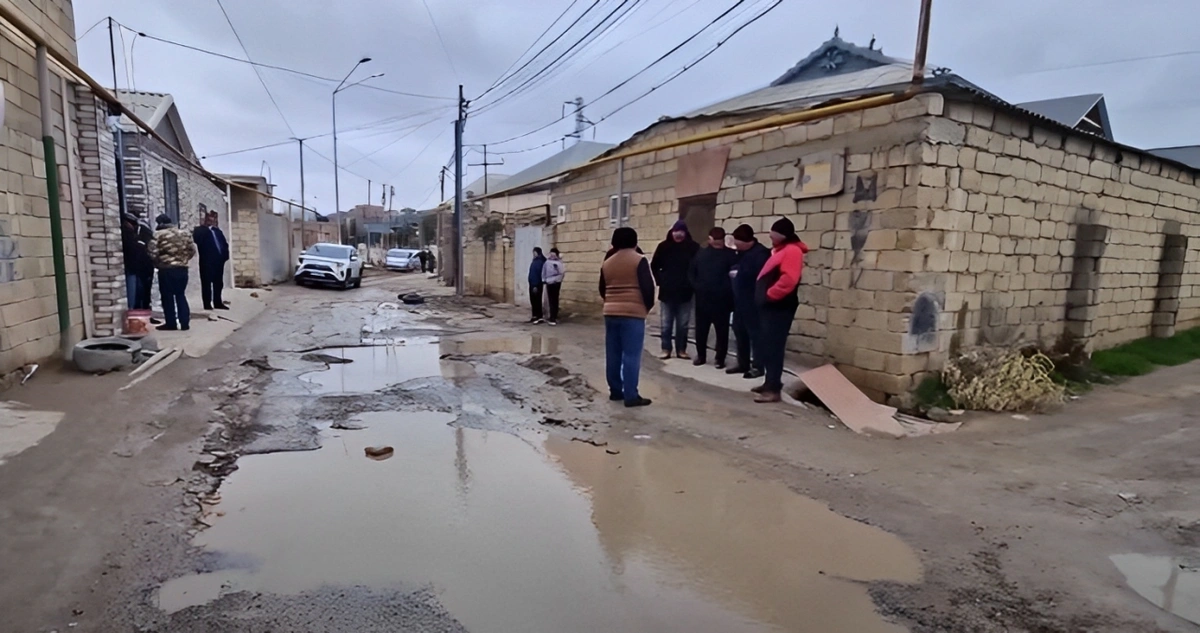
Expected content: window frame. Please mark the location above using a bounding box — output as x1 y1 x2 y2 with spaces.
162 168 180 223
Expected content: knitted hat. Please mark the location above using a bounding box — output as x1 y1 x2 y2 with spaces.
155 213 174 227
670 219 688 233
732 224 755 242
611 226 638 249
708 226 726 240
770 217 801 243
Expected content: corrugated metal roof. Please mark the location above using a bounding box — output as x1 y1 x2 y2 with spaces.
1149 146 1200 170
115 90 173 132
1015 94 1103 128
481 141 615 199
682 64 919 119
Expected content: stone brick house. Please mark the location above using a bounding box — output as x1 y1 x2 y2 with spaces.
222 174 293 287
537 35 1200 401
114 90 225 231
0 0 87 376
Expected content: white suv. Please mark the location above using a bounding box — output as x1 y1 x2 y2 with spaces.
295 243 363 289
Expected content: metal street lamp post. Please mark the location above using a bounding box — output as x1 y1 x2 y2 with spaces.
332 57 381 245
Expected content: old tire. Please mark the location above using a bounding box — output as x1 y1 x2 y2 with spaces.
73 337 143 373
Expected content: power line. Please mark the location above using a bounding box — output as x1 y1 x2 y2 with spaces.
484 0 782 155
216 0 295 136
474 0 605 102
1023 50 1200 75
386 125 452 183
419 0 460 79
306 145 377 182
114 20 453 101
472 0 655 116
479 0 585 98
473 0 644 113
77 16 109 40
344 114 450 167
477 0 758 147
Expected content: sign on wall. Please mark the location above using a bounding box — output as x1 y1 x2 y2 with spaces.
790 150 845 200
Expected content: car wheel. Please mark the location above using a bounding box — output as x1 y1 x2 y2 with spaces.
354 270 363 288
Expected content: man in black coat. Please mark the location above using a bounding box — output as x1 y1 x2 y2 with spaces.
193 210 230 310
727 223 771 379
650 219 700 359
688 226 736 368
121 212 155 310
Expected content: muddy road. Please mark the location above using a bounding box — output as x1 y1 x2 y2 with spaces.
1 272 1198 632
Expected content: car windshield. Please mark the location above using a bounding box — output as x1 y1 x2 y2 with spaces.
388 250 417 258
306 244 353 259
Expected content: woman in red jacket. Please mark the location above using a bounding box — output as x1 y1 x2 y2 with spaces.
753 217 809 403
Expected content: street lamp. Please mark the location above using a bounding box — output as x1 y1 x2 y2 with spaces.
332 57 381 245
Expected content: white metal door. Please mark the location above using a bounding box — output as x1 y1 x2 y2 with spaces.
513 226 544 307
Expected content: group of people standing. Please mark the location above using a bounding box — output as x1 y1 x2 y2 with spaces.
527 247 566 326
600 216 807 406
120 209 230 332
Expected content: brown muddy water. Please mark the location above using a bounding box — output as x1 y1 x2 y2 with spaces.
1110 554 1200 625
160 412 921 632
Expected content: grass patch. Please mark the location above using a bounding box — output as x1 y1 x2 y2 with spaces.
1090 326 1200 377
913 375 955 410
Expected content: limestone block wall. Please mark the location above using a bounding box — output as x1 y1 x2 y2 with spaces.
121 133 224 231
550 96 944 398
917 98 1200 367
0 32 85 375
0 0 77 62
230 186 264 286
74 86 122 338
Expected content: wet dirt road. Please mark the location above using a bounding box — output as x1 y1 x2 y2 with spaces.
140 275 921 632
4 272 1200 633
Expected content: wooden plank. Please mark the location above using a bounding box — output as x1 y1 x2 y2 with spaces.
798 365 905 439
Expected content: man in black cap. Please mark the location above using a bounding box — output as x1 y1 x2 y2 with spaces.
753 217 809 403
688 226 736 368
727 224 770 379
650 219 699 359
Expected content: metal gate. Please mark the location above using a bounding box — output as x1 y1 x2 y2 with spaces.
513 226 545 308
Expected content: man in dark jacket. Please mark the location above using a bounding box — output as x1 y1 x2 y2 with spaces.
727 223 771 379
527 247 547 324
193 210 230 310
650 219 699 359
688 227 736 368
121 212 155 310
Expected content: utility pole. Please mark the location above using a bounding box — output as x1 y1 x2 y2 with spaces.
298 138 307 248
439 166 449 202
563 97 591 148
108 18 119 94
468 145 504 196
912 0 933 83
454 84 465 296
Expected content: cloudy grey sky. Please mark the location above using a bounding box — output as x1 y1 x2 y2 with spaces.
74 0 1198 216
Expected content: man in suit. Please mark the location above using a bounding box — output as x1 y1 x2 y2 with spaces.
193 210 230 310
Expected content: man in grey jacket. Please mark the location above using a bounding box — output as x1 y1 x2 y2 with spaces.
541 248 566 325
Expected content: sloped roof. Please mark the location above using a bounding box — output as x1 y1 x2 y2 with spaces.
441 174 510 204
684 63 921 120
115 89 198 160
1015 94 1112 140
1148 145 1200 170
771 34 902 86
482 141 615 199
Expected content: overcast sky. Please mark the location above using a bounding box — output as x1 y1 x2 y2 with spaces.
74 0 1199 216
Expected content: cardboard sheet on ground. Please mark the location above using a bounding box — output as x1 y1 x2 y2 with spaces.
798 365 906 439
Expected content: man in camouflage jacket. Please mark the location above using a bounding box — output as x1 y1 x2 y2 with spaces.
148 214 196 330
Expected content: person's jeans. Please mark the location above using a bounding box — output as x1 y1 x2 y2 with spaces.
759 304 798 393
136 272 153 310
199 259 225 309
733 304 763 371
529 284 544 320
694 300 731 363
158 267 190 329
546 283 561 321
605 316 645 403
126 273 140 310
659 298 692 353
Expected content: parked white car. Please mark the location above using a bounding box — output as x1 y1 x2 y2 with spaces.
385 248 421 272
295 243 363 289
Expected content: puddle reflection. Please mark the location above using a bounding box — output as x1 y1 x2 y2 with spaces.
159 412 919 632
1111 553 1200 625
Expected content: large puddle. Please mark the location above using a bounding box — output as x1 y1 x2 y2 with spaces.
1111 554 1200 625
160 412 920 631
298 335 560 394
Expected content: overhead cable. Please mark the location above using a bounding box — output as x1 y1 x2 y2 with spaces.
215 0 295 136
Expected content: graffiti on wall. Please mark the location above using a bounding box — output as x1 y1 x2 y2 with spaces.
0 218 19 283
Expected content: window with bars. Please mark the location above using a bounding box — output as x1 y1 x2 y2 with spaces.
163 168 179 223
608 194 629 227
